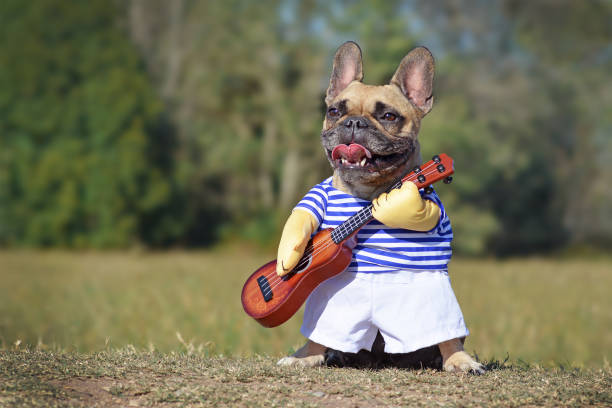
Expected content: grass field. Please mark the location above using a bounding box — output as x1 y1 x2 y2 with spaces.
0 249 611 366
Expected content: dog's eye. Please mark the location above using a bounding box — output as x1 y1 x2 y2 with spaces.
327 108 340 117
383 112 397 121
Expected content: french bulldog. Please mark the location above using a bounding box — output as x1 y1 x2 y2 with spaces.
276 41 485 374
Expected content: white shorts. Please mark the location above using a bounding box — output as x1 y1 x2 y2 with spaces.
301 270 469 354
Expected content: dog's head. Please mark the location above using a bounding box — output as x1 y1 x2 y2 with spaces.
321 41 435 199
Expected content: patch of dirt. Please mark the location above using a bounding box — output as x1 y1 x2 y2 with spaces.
50 377 150 407
49 375 387 407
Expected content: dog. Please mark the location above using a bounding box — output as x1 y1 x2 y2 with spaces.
275 41 485 374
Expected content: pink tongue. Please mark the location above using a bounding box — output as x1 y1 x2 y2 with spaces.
331 144 372 162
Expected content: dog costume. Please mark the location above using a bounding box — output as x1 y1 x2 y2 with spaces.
292 177 469 354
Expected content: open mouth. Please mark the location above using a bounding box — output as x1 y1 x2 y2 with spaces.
329 143 408 171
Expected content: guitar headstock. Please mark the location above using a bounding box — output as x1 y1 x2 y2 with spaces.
401 154 454 190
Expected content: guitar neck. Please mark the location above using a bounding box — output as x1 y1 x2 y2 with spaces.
330 154 454 244
330 203 375 244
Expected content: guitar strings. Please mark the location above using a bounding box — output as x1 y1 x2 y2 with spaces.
254 165 443 299
248 162 443 299
284 161 441 267
262 162 441 282
252 163 442 299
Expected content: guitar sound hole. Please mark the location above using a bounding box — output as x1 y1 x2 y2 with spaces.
282 253 313 281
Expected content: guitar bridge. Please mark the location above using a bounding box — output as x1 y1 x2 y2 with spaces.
257 275 273 302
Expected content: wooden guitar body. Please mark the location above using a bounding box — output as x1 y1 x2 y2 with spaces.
241 229 355 328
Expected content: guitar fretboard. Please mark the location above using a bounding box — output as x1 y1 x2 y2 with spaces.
330 205 373 244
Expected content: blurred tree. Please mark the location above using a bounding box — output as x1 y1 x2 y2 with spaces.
412 0 612 254
503 0 612 249
0 0 183 247
2 0 609 254
126 0 328 243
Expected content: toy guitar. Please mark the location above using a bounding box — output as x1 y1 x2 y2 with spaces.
241 154 455 328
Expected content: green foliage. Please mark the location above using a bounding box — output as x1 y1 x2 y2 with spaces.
0 1 610 253
502 0 612 250
0 0 182 247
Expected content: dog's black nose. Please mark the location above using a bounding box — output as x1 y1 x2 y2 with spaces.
343 116 368 129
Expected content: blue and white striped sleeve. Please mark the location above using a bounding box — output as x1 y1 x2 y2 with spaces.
420 187 450 233
294 182 328 227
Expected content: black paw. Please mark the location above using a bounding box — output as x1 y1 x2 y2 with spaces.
324 349 349 367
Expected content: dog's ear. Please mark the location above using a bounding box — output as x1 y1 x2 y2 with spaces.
390 47 435 115
326 41 363 105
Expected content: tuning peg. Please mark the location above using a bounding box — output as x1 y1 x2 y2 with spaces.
443 176 453 184
424 186 434 194
432 155 441 163
417 174 426 183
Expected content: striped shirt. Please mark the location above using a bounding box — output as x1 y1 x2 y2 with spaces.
295 177 452 273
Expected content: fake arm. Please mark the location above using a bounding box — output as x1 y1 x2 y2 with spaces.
371 182 441 231
276 209 319 276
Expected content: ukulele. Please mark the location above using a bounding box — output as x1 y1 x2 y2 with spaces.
241 154 455 328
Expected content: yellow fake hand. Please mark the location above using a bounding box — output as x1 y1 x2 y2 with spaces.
276 209 318 276
371 182 441 231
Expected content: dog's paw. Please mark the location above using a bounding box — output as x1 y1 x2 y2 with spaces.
277 354 325 367
443 351 486 375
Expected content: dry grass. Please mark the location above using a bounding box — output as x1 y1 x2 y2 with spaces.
0 249 611 367
1 348 611 407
